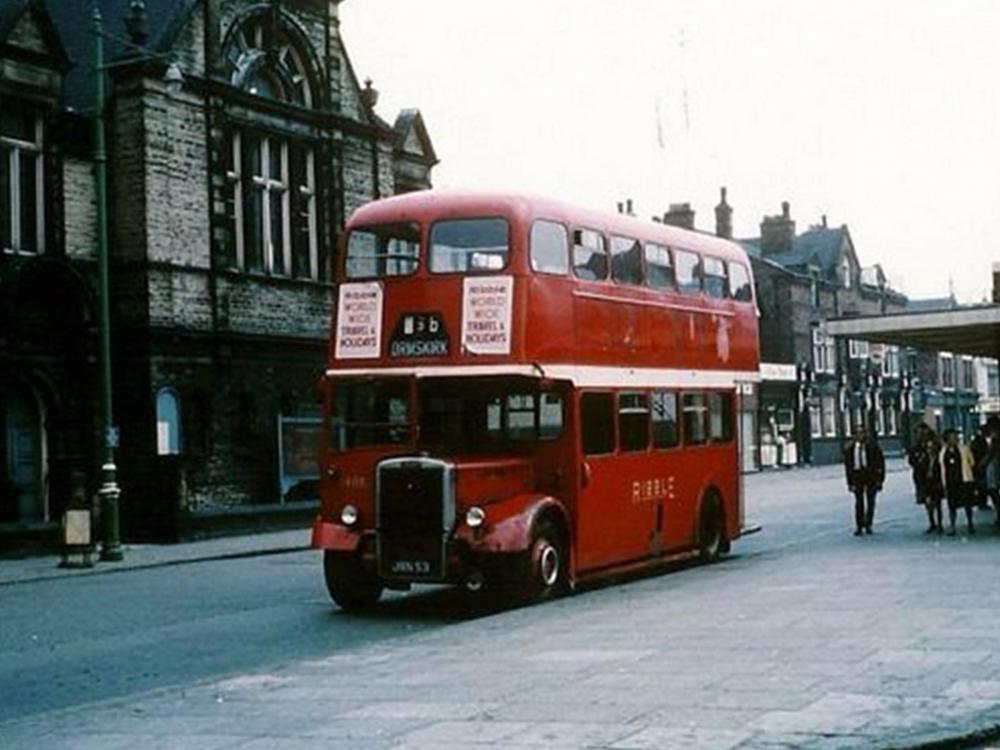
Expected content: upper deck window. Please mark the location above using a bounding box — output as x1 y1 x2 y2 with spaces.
430 218 509 273
674 248 702 295
703 256 729 299
729 262 753 302
645 243 674 290
530 220 569 275
572 229 607 281
610 236 643 285
345 222 420 278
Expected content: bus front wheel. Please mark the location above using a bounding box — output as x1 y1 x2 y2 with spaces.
323 550 383 611
698 495 726 563
525 520 567 601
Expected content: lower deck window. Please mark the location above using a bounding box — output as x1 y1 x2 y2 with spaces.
708 392 732 441
652 391 678 448
419 378 563 451
682 393 707 445
581 392 614 455
618 392 649 452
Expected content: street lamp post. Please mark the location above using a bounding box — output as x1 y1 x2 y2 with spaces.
93 6 123 562
90 2 184 561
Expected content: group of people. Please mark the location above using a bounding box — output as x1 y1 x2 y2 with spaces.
908 419 1000 535
842 419 1000 537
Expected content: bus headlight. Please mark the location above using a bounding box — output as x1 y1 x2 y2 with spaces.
465 506 486 528
340 504 358 526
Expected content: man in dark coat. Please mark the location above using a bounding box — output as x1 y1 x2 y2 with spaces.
907 422 930 505
844 425 886 535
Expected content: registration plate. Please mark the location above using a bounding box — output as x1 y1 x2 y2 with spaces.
390 559 432 575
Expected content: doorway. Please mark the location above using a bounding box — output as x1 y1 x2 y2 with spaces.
2 381 46 523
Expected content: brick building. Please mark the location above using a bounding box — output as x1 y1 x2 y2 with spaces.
655 192 911 467
738 200 909 466
0 0 435 542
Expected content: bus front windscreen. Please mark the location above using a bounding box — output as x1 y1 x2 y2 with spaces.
429 218 509 273
345 222 420 279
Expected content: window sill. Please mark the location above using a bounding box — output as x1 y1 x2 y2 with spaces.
218 268 333 289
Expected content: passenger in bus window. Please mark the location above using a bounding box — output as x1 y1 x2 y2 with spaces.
843 426 885 536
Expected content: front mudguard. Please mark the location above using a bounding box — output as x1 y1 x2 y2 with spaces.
453 495 568 555
311 517 362 552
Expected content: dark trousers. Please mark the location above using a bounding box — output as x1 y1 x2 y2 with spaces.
854 485 877 530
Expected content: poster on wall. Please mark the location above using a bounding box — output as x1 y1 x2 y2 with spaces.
277 416 322 502
334 282 383 359
461 275 513 355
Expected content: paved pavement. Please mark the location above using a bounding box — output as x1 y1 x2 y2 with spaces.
3 461 1000 749
0 529 309 587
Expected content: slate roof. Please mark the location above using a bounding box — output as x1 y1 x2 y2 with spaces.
36 0 195 112
393 108 438 165
906 295 959 313
0 0 28 38
1 0 69 70
749 227 846 270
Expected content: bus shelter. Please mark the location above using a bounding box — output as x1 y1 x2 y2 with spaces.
825 304 1000 441
825 304 1000 359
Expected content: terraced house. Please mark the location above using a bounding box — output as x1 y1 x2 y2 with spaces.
0 0 436 544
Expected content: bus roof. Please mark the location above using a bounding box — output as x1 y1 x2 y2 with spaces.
348 190 751 266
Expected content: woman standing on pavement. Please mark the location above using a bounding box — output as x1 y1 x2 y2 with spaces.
921 431 944 534
940 429 975 536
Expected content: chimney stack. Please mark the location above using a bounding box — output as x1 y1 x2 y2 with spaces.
993 262 1000 304
821 214 828 229
760 200 795 254
663 202 695 230
714 186 733 239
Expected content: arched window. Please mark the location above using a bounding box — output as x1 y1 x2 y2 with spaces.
222 12 317 107
156 388 181 456
219 12 320 281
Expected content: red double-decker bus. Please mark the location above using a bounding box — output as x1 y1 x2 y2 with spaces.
312 191 759 609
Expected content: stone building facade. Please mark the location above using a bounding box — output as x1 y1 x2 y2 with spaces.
0 0 435 542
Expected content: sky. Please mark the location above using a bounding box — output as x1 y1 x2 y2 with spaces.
340 0 1000 303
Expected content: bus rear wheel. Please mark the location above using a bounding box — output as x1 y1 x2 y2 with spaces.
323 550 383 612
525 520 567 602
698 495 726 563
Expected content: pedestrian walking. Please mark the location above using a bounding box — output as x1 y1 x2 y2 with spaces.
921 431 944 534
940 428 975 536
908 422 931 506
844 425 885 536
